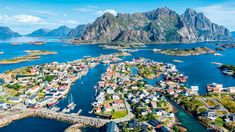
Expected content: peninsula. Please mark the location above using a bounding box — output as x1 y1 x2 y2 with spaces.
153 47 215 56
0 50 57 64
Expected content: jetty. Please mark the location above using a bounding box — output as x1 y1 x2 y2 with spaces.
0 108 109 128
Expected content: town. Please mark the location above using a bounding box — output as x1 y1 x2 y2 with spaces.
0 53 235 131
92 58 235 131
0 52 130 113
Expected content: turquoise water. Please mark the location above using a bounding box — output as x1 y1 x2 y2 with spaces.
0 38 235 131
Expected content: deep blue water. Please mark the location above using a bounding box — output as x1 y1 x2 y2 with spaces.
0 117 70 132
0 38 235 131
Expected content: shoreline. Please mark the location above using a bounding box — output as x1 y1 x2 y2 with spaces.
0 50 57 65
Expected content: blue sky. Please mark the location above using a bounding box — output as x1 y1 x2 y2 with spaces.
0 0 235 34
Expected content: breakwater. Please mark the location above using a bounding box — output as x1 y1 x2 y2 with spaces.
0 108 109 128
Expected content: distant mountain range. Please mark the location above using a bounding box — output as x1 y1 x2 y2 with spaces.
26 25 87 38
0 27 21 39
0 7 232 43
76 7 231 44
27 26 71 37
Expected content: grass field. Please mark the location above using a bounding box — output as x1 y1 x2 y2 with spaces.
112 110 128 119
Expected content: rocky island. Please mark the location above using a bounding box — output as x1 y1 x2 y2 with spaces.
28 41 46 45
0 50 57 64
153 47 215 56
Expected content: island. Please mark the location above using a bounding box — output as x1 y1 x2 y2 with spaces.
24 50 57 56
218 64 235 77
219 43 235 49
153 47 215 56
0 50 57 64
28 41 46 45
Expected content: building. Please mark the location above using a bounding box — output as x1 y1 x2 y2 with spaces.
0 101 7 109
227 87 235 93
8 96 22 103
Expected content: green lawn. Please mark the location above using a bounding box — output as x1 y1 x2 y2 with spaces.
112 110 128 119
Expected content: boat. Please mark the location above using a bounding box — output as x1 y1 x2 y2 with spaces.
88 109 93 114
51 107 60 112
47 99 58 107
67 94 75 108
66 94 76 111
62 108 70 113
77 109 83 115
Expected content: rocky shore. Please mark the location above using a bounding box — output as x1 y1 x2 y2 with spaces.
153 47 215 56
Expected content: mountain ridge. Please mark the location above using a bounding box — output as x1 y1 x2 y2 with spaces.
75 7 231 44
0 27 21 39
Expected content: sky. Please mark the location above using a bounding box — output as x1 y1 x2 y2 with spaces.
0 0 235 34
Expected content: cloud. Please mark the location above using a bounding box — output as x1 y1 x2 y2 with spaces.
74 6 117 16
29 10 56 16
74 6 97 13
97 9 117 16
58 20 78 25
0 14 43 24
197 2 235 30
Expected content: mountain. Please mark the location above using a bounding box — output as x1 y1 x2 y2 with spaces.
231 31 235 38
76 7 231 44
28 26 71 37
0 27 21 39
68 24 87 38
27 28 50 37
47 26 71 37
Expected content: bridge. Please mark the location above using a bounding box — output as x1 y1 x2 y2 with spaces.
0 108 109 128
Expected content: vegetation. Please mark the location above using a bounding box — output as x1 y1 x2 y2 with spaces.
220 95 235 113
44 75 56 82
0 50 57 64
153 47 215 56
5 83 22 91
112 110 128 119
220 64 235 72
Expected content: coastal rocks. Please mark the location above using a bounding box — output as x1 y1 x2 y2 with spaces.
64 123 83 132
153 47 215 56
0 108 108 128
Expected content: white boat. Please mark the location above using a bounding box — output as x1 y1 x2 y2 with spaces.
77 109 82 115
51 107 60 112
67 94 75 108
62 108 70 113
88 109 93 114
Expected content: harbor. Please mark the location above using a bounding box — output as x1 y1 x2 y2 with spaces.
0 41 235 131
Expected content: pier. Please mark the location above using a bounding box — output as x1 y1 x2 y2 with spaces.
0 108 109 128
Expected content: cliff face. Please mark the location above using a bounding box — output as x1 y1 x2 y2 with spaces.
68 24 87 38
77 7 231 44
0 27 21 39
